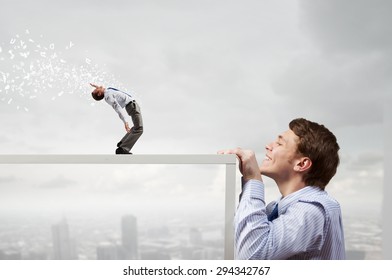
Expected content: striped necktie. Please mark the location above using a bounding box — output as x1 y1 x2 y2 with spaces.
268 204 279 221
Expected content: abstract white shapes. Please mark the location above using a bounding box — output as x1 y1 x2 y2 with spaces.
8 50 14 59
19 52 30 58
1 31 124 111
0 72 6 83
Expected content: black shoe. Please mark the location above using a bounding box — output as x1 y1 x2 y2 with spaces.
117 141 122 147
115 147 132 154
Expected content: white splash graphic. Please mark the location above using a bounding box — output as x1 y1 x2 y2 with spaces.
0 30 126 112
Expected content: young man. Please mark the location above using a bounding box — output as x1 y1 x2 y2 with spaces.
219 118 345 259
90 83 143 154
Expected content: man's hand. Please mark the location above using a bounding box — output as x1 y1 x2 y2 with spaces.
125 122 132 133
218 148 262 182
90 83 103 88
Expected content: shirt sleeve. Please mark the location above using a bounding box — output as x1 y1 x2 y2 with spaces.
105 95 128 124
234 179 326 260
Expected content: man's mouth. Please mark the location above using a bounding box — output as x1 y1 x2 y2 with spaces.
264 155 272 161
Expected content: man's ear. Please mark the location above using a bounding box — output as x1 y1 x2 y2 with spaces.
294 157 312 172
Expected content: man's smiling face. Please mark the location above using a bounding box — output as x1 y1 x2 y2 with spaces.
259 129 301 182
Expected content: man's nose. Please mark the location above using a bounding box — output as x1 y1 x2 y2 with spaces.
265 144 272 151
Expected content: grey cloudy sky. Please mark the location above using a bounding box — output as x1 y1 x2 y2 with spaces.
0 0 390 223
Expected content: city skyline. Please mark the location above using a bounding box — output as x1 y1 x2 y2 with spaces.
0 212 227 260
0 211 381 260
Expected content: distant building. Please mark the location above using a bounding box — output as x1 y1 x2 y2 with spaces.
51 218 77 260
141 250 171 260
0 249 22 260
27 250 48 260
121 215 138 259
97 242 120 260
189 227 203 245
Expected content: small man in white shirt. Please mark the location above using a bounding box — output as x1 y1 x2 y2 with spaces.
90 83 143 154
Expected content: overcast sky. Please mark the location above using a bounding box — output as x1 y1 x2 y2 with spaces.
0 0 390 225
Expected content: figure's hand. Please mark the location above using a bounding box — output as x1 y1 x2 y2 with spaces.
90 83 99 88
125 122 132 133
218 148 262 182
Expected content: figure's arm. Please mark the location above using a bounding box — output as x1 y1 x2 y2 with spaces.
124 122 131 133
90 83 106 92
90 83 100 89
105 94 131 133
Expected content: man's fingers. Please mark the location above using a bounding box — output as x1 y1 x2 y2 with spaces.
218 148 261 180
218 149 243 173
217 147 243 156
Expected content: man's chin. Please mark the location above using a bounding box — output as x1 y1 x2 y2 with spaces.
259 168 269 177
260 167 275 179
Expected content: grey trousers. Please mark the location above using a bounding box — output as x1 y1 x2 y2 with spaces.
119 101 143 152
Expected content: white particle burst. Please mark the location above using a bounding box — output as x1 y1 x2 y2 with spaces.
8 50 15 59
1 72 6 83
1 31 126 112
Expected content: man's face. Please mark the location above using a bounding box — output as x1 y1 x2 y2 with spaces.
93 87 104 97
259 129 301 181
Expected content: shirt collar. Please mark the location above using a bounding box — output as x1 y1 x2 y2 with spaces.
276 186 324 215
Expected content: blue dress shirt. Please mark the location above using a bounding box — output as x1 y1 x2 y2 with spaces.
234 179 346 260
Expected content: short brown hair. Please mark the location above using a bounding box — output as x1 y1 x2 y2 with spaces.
289 118 340 189
91 90 104 101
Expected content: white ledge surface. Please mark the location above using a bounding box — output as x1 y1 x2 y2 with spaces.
0 153 237 259
0 154 237 165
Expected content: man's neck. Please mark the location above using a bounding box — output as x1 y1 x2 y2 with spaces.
276 177 306 197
